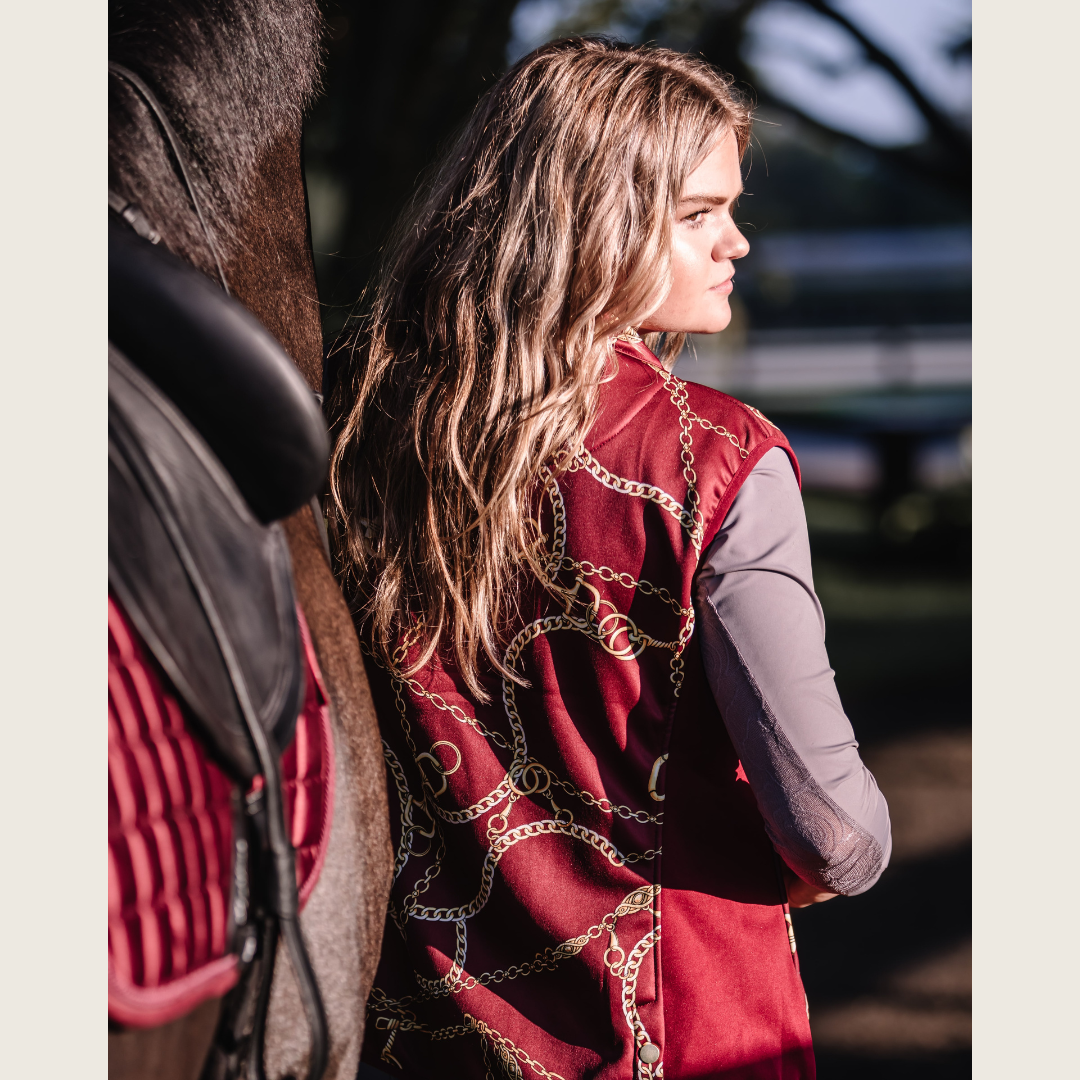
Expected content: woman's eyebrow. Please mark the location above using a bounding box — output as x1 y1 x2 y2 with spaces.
679 189 743 205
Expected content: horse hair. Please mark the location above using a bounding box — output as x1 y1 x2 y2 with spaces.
109 0 323 278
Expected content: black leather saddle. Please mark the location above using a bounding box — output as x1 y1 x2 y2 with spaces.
109 212 331 1079
109 215 329 778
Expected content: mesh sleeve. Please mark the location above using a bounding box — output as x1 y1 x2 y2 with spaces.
694 446 891 896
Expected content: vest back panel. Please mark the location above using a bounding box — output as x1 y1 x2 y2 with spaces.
362 341 815 1080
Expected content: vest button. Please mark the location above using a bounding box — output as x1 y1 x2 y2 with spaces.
638 1042 660 1064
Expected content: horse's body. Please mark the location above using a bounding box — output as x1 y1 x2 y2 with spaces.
108 3 393 1077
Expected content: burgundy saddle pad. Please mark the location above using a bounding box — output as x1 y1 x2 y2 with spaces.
108 594 335 1028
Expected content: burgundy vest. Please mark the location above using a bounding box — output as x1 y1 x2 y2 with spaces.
361 340 814 1080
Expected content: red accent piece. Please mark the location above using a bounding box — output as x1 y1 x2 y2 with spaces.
108 596 334 1029
735 760 749 784
285 607 335 909
361 342 813 1079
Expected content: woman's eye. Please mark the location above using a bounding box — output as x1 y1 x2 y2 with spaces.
684 207 712 226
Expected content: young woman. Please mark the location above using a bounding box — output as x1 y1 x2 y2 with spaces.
330 37 891 1080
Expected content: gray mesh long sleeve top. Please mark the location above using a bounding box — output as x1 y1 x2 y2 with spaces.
694 446 891 896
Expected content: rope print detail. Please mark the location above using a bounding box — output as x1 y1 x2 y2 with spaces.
368 356 747 1075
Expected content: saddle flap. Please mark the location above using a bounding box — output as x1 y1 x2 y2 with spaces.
109 346 304 779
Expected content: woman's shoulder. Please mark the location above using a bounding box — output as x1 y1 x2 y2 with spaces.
605 339 783 446
680 379 801 490
679 375 786 445
591 349 797 494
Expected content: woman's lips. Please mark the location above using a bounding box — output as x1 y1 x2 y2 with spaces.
711 276 734 294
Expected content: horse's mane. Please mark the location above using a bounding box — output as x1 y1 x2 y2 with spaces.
109 0 322 277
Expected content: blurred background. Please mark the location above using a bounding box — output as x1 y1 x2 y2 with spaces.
304 2 971 1076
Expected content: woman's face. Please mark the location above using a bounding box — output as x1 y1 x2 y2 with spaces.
640 129 749 335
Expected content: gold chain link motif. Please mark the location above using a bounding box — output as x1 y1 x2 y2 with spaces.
652 359 752 459
467 1016 568 1080
567 449 697 545
377 885 661 1011
367 352 754 1076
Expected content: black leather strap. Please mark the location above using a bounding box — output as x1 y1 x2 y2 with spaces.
109 60 230 294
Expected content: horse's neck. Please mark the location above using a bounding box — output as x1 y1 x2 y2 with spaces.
222 127 324 394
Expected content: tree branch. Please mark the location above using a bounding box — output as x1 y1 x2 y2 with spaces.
753 91 970 198
800 0 968 156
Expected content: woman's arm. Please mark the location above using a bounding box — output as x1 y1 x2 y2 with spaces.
694 446 892 897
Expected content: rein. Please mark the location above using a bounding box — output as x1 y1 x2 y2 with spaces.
108 61 230 295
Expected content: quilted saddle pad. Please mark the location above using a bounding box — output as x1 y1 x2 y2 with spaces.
107 595 335 1028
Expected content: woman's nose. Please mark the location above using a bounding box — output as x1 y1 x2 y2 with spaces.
717 223 750 262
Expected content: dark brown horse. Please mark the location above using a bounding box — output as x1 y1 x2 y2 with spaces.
108 3 392 1077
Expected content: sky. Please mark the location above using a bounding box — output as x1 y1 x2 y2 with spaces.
744 0 971 145
507 0 972 148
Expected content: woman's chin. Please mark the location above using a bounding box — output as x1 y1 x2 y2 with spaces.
642 312 732 336
684 312 733 336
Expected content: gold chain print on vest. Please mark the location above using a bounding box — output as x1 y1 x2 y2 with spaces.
531 469 696 700
468 1016 568 1080
370 1006 570 1080
567 448 699 549
744 403 778 430
617 919 664 1080
372 1014 475 1070
367 366 757 1075
566 363 749 560
402 818 659 924
375 885 661 1014
652 360 751 460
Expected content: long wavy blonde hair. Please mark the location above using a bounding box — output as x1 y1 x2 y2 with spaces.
328 37 751 697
